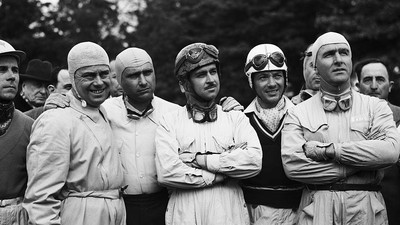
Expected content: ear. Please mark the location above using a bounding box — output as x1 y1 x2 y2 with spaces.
389 81 394 93
179 81 186 93
47 84 56 93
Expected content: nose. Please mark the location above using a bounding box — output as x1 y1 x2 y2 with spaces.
371 78 378 90
267 76 277 87
5 69 17 82
205 72 216 83
138 74 148 86
93 74 105 86
334 52 343 64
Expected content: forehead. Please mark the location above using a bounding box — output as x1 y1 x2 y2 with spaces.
192 63 217 74
361 62 388 78
123 62 153 74
254 70 284 77
0 55 18 65
76 65 109 74
317 43 350 56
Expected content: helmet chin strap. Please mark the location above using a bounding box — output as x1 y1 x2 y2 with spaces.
181 80 217 123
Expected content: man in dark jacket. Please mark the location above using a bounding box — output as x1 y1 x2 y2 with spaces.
0 39 33 225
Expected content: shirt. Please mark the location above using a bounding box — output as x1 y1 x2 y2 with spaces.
102 96 180 194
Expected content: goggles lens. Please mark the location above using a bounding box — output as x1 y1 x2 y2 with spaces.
245 52 286 72
176 45 219 74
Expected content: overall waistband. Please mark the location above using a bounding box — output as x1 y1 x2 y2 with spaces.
306 183 381 191
0 197 23 207
67 189 121 199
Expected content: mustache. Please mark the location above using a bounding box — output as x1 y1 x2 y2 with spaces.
205 82 217 89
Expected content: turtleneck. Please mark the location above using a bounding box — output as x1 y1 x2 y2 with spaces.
0 100 14 136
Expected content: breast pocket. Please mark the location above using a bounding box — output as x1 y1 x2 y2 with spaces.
350 120 371 141
302 124 329 143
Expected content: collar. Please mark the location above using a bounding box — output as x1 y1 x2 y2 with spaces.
0 101 14 135
67 91 106 123
244 95 293 114
123 95 154 120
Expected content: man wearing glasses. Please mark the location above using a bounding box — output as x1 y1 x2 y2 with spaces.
240 44 303 224
155 43 262 225
281 32 400 224
23 42 126 225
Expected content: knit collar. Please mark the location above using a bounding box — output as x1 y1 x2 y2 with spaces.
0 101 14 136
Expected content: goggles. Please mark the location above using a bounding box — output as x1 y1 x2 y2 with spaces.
175 44 219 74
321 92 352 112
187 104 218 123
245 52 286 72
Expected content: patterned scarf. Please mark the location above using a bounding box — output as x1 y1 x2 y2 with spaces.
0 101 14 136
254 97 285 133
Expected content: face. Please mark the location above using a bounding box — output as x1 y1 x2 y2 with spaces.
109 70 123 97
22 79 49 107
303 53 320 90
55 69 72 94
253 70 285 109
74 65 110 108
188 63 220 102
121 62 156 105
357 62 391 100
316 43 352 86
0 56 19 101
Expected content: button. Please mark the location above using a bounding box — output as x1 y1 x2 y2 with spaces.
136 153 140 157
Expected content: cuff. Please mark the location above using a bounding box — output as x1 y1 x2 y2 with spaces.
202 170 215 186
205 154 221 173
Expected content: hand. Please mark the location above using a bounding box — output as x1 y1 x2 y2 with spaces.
44 93 70 111
303 141 333 161
179 151 201 168
212 173 226 185
220 96 244 112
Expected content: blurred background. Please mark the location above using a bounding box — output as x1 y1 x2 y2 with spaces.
1 0 400 106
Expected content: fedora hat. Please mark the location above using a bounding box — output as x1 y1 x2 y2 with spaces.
21 59 53 82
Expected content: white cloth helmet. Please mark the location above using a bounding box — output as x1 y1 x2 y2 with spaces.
244 44 287 88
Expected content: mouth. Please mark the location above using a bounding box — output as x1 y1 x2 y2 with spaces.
4 85 16 90
137 88 151 94
90 89 105 94
332 68 347 73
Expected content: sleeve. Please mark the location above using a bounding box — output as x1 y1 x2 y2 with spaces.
333 101 400 168
23 111 70 225
281 108 356 184
155 115 216 189
205 112 262 179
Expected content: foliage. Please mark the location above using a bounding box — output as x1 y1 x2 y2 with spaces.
1 0 400 106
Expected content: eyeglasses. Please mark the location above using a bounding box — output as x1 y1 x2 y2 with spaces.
175 45 219 73
244 52 286 72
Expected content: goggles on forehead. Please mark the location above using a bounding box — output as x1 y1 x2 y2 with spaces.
176 45 219 73
245 52 286 72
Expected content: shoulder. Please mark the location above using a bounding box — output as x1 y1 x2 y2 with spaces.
14 109 34 128
153 96 181 111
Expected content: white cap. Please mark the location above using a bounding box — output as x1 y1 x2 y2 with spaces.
115 47 153 85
